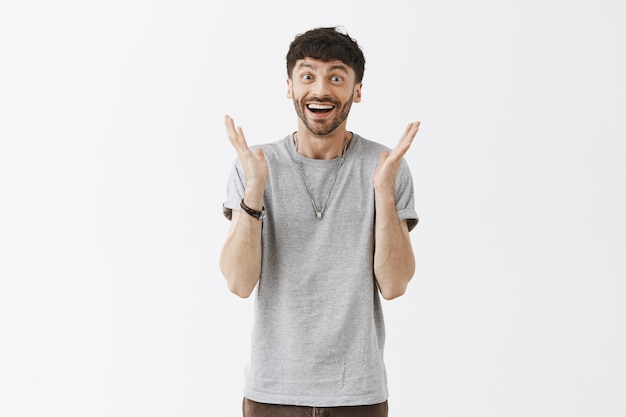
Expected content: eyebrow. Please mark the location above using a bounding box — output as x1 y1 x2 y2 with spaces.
296 62 349 74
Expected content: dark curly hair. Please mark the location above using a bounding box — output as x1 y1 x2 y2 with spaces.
286 27 366 83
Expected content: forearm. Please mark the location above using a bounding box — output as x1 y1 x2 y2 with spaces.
219 190 264 298
373 187 415 300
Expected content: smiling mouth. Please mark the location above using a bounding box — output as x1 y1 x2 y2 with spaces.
306 103 335 114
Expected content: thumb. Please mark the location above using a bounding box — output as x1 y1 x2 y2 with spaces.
253 148 265 160
378 150 389 166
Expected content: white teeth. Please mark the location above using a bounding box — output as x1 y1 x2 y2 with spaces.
307 103 333 110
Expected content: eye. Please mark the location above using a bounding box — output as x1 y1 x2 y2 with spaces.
301 74 313 81
331 76 343 83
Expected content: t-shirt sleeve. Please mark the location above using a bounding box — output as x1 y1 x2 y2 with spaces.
222 158 246 221
395 158 419 232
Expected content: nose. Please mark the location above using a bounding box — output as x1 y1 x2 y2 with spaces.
310 78 332 99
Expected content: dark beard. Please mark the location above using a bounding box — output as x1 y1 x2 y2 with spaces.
292 93 354 136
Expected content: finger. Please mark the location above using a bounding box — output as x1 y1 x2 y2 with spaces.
385 127 415 163
224 115 250 153
393 121 421 156
401 121 420 143
224 115 238 143
224 115 241 144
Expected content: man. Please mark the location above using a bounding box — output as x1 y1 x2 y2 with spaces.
220 26 420 417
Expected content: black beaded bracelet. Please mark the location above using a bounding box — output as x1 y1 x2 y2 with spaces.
240 199 266 221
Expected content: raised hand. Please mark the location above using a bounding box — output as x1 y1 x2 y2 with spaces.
373 121 420 190
224 115 268 190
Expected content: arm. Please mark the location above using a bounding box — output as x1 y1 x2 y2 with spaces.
219 116 268 298
373 121 420 300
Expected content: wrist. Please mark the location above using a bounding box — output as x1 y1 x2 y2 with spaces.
243 189 264 211
373 182 395 195
240 199 266 221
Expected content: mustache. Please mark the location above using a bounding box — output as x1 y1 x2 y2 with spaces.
303 97 339 106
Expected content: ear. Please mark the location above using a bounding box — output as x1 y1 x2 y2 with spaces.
286 78 293 99
353 82 363 103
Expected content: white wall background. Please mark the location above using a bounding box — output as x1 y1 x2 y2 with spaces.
1 1 624 416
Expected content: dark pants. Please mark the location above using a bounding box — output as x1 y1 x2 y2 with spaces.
242 398 389 417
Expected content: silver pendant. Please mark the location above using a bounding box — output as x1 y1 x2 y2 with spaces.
316 211 322 219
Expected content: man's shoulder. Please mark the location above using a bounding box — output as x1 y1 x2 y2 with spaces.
352 133 392 154
250 135 291 154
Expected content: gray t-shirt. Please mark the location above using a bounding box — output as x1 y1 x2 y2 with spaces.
223 133 418 407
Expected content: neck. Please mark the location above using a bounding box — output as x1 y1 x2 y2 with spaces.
294 129 351 160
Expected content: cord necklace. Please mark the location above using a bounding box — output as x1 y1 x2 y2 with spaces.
293 132 349 219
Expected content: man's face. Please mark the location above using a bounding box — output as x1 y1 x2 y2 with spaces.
287 58 362 136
